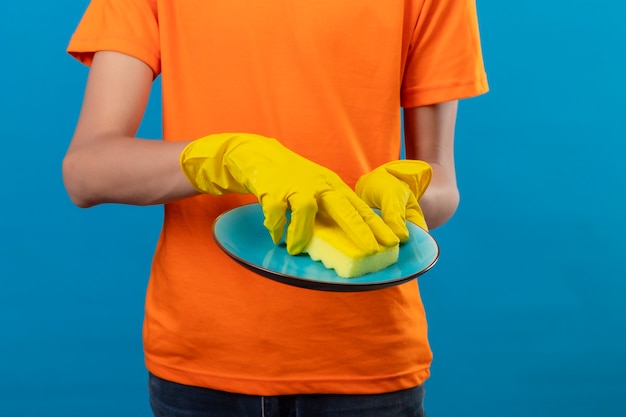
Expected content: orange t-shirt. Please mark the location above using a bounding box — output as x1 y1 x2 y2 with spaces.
68 0 488 395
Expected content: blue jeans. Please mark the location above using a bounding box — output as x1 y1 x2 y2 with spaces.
149 373 426 417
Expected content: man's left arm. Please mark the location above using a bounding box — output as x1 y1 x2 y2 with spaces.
403 100 460 229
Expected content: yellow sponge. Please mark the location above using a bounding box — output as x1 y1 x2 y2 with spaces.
304 213 399 278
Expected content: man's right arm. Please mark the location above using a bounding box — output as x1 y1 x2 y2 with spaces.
62 51 198 208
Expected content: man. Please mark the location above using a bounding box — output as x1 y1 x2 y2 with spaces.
64 1 488 415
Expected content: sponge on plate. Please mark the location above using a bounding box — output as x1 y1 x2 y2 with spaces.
304 213 399 278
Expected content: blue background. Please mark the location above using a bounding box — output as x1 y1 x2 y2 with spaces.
1 1 624 416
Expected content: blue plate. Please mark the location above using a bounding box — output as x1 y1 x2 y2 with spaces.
213 203 439 292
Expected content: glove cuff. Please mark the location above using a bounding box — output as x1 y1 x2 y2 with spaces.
379 160 432 201
179 133 252 195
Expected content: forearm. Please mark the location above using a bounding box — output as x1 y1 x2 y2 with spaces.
418 163 460 228
62 135 197 207
404 100 460 229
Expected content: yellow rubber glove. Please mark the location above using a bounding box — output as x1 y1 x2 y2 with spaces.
180 133 399 255
355 160 432 242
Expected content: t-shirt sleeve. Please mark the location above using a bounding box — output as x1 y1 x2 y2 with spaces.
66 0 160 75
401 0 489 108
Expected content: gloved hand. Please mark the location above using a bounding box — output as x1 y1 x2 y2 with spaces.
355 160 432 242
180 133 399 255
